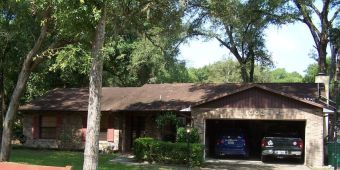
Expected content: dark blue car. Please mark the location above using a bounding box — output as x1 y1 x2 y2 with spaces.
214 131 249 157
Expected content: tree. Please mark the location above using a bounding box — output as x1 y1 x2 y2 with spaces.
83 2 106 169
0 0 88 161
102 36 190 86
303 58 331 83
189 0 292 82
0 3 53 160
83 0 187 169
330 27 340 82
188 67 210 83
293 0 339 74
303 63 319 82
187 58 273 83
0 0 42 148
329 27 340 98
270 68 303 82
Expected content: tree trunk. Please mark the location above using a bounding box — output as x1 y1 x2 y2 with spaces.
240 64 249 83
318 39 328 74
330 42 338 99
83 4 106 170
0 35 10 151
248 49 255 83
0 14 49 161
334 56 340 105
240 62 249 83
0 52 4 151
330 45 336 81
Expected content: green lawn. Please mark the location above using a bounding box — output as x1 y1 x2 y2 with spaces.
10 148 140 170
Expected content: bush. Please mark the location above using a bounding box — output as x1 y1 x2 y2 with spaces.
134 137 154 160
176 127 200 143
155 112 183 129
134 138 204 166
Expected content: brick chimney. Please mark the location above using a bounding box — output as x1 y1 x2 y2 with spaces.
315 73 330 104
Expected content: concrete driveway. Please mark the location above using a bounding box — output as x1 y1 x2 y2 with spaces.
111 154 331 170
201 158 311 170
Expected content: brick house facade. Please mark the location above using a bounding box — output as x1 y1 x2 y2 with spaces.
20 83 327 167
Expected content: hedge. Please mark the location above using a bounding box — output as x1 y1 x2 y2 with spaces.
176 127 200 143
134 137 204 166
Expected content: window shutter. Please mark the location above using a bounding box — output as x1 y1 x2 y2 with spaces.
56 115 63 138
107 115 114 142
32 115 40 139
81 115 87 142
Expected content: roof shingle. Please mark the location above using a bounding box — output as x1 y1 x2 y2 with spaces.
19 83 325 112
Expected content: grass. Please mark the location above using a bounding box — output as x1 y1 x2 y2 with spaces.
10 148 138 170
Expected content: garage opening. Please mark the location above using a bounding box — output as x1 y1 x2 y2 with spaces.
205 119 306 161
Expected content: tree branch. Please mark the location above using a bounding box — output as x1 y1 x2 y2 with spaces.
144 33 165 52
215 35 243 63
307 2 321 18
215 36 230 49
24 6 52 71
294 0 321 46
330 8 340 24
30 40 77 70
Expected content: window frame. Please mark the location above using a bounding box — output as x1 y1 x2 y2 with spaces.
39 115 57 139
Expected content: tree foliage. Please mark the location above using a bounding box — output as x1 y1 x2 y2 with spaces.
303 57 332 83
270 68 303 82
187 0 294 82
188 58 275 83
155 112 183 129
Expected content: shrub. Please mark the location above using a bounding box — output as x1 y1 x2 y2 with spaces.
134 137 204 166
176 127 200 143
155 112 183 129
134 137 154 161
156 112 185 142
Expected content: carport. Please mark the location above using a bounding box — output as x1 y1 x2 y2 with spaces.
205 119 306 159
191 85 325 167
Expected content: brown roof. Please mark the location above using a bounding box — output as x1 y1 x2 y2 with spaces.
19 83 325 112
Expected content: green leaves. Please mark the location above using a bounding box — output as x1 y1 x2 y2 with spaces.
49 44 91 74
270 68 303 83
176 127 200 143
187 58 305 83
190 0 286 82
155 112 183 129
134 137 204 166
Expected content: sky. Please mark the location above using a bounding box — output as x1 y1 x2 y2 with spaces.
179 22 319 76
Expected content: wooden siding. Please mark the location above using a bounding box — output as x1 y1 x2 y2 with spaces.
197 87 318 109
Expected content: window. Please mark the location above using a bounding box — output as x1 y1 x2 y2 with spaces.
40 116 57 139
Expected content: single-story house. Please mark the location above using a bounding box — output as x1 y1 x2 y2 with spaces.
20 83 329 167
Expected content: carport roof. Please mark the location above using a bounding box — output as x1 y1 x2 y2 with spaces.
20 83 325 112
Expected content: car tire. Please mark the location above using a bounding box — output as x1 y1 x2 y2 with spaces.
261 155 267 162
